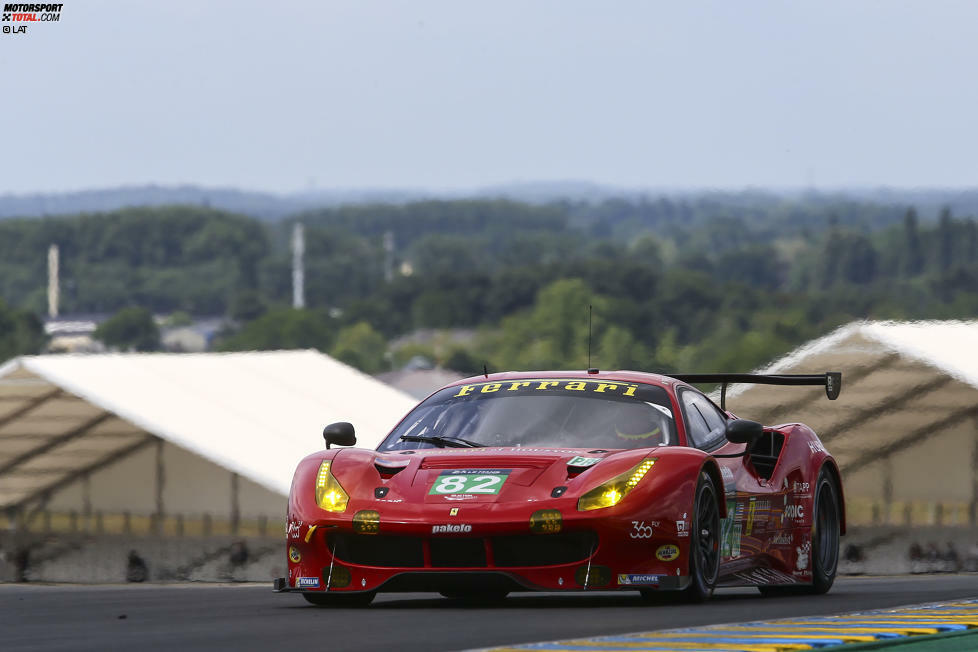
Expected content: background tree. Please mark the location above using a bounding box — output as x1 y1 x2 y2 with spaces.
331 322 388 373
94 307 160 351
0 299 46 361
218 308 335 351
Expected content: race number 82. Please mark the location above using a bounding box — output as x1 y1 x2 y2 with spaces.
429 471 511 495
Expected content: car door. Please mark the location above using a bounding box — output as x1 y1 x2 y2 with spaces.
679 389 773 564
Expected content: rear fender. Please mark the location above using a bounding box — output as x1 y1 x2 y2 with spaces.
819 457 846 535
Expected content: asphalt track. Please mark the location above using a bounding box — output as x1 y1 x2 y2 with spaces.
2 576 977 652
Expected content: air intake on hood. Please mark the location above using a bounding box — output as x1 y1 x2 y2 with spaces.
375 458 411 478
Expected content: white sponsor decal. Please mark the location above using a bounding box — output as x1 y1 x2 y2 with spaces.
568 456 602 467
431 523 472 534
808 441 826 454
676 520 689 537
617 574 661 585
793 481 810 493
784 504 805 520
770 532 792 546
796 541 810 571
297 577 320 588
630 521 654 539
287 520 302 539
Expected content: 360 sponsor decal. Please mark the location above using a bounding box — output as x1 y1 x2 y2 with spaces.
630 521 654 539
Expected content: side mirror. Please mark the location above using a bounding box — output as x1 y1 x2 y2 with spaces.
323 422 356 449
725 419 763 446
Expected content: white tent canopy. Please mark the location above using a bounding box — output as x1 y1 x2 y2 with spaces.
0 351 417 511
722 320 978 524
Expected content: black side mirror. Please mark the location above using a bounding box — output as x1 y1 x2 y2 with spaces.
323 422 356 449
725 419 763 446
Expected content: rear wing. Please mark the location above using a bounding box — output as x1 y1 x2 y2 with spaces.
670 372 842 411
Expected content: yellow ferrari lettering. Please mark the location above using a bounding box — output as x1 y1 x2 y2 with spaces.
452 379 649 400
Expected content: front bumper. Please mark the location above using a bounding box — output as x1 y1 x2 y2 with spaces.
280 514 690 595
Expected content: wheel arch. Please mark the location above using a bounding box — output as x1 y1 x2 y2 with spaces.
700 459 727 519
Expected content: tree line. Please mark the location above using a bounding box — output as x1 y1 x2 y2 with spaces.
0 197 976 376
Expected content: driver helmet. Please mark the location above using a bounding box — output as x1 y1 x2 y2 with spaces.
614 406 663 444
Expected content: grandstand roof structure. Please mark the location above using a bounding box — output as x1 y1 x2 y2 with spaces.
724 321 978 469
722 320 978 519
0 351 417 511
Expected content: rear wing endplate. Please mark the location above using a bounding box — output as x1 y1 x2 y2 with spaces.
670 372 842 411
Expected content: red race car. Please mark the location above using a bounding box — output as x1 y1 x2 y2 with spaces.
274 369 843 605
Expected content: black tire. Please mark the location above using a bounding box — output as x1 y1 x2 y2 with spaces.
809 469 840 594
758 468 840 597
302 591 375 607
681 471 721 602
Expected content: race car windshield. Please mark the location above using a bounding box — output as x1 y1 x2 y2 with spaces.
378 378 676 451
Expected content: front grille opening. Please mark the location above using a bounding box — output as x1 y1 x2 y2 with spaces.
492 531 597 567
329 530 598 569
330 533 424 567
430 538 487 567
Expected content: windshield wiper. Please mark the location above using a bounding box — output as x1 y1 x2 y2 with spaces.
399 435 485 448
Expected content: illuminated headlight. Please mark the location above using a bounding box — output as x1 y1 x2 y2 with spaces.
577 459 655 511
315 460 349 512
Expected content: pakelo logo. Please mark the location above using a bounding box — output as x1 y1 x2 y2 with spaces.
630 521 654 539
655 544 680 561
431 523 472 534
784 504 805 520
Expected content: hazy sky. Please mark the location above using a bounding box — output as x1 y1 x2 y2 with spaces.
2 1 977 194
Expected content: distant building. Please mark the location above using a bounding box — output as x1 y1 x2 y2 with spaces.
376 367 467 400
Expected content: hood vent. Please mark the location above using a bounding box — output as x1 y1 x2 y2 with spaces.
420 455 555 470
375 458 411 478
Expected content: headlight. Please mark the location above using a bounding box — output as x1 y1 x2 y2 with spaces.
315 460 349 512
577 458 655 511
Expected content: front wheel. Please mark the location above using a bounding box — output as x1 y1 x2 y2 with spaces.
681 471 721 602
302 591 375 607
